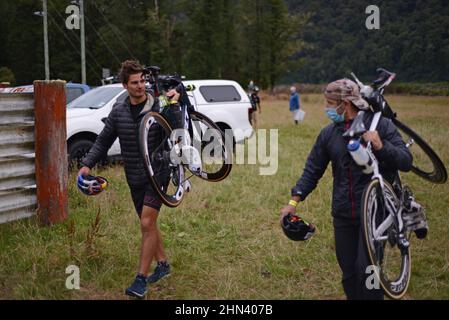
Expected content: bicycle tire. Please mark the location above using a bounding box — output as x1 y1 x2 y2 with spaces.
362 178 411 300
393 118 447 184
188 111 232 182
140 112 185 208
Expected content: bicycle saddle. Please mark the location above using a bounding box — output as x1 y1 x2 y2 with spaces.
143 66 161 75
343 111 367 138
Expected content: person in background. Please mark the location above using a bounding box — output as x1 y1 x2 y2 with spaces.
289 86 301 125
248 80 255 94
249 86 261 129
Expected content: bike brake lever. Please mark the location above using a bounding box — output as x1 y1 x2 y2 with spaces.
377 73 396 91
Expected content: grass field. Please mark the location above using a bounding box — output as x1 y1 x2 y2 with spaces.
1 94 448 300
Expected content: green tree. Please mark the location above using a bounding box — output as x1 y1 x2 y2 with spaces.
2 0 44 85
88 0 151 82
0 67 15 85
285 0 449 83
240 0 306 90
144 0 189 74
183 0 225 78
3 0 447 87
264 0 306 90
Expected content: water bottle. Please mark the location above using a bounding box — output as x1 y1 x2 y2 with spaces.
347 139 374 174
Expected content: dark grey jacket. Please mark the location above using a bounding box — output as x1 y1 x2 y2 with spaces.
291 113 413 220
81 94 160 189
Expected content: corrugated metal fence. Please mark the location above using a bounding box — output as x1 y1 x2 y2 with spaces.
0 81 68 225
0 93 36 223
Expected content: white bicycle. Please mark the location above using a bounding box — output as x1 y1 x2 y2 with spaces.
139 66 233 207
346 68 446 299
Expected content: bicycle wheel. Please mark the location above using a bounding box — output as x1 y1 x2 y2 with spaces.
362 178 411 300
188 111 232 182
393 118 447 184
140 112 185 208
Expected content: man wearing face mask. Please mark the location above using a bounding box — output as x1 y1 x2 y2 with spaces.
280 79 412 300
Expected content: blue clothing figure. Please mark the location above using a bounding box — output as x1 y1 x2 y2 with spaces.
289 86 300 124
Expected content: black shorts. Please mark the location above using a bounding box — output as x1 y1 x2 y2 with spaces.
130 184 163 217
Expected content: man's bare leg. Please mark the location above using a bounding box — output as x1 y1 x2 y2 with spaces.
125 205 160 298
138 206 160 276
154 228 167 262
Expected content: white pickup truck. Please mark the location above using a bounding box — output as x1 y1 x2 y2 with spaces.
67 79 254 164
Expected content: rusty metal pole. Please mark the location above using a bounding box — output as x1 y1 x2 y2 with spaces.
34 80 68 225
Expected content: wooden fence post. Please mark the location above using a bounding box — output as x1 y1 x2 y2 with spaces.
34 80 68 225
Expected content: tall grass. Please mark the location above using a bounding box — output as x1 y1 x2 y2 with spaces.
0 94 448 299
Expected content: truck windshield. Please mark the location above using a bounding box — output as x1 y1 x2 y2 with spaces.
67 86 124 109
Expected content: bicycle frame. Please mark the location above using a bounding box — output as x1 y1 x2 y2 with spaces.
144 68 227 173
349 70 416 245
349 68 441 298
355 110 407 243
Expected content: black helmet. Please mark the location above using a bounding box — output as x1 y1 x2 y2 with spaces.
281 213 315 241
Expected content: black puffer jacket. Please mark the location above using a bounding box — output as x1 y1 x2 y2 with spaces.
81 94 161 189
291 113 413 220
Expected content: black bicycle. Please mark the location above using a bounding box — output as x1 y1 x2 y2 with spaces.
345 68 447 299
139 66 232 207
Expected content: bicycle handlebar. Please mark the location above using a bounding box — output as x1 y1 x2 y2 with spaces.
351 68 397 118
142 65 194 108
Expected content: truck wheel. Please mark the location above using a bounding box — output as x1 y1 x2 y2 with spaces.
68 139 93 170
217 123 236 153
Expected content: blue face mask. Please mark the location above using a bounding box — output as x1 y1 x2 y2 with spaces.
325 103 346 123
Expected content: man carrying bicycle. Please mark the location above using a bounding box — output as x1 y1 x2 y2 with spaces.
78 60 179 298
280 79 413 300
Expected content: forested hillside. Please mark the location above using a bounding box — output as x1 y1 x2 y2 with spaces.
1 0 448 87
